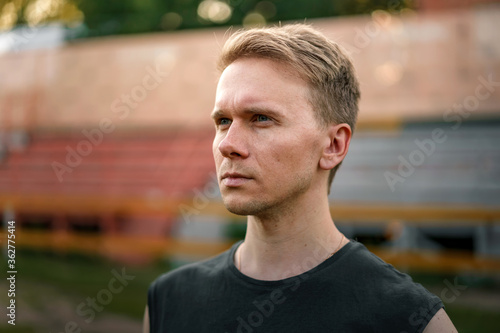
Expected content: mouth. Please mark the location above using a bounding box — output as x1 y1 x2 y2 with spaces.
220 172 252 187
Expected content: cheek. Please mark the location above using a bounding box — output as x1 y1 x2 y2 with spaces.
265 138 311 171
212 135 219 152
212 140 222 166
212 135 221 153
281 135 321 169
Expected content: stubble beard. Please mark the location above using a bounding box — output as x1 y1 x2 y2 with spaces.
221 172 314 219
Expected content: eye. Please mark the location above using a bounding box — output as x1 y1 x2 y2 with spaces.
216 118 232 127
256 114 271 122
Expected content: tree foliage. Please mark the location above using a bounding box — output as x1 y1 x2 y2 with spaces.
0 0 414 38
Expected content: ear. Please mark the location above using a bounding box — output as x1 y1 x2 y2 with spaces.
319 123 352 171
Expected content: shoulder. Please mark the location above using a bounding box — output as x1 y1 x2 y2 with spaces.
146 246 236 332
338 240 413 288
341 241 429 294
149 247 231 297
340 241 444 332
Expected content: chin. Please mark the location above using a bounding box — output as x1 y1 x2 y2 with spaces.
222 195 269 216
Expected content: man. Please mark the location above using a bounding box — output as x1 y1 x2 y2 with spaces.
144 24 457 332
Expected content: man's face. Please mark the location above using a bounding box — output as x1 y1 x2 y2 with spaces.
212 57 327 216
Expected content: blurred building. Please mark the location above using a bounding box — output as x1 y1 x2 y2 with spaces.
0 3 499 264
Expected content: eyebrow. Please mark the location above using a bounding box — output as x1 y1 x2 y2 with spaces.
211 107 284 120
210 109 225 120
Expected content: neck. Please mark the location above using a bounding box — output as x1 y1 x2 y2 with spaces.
236 190 346 281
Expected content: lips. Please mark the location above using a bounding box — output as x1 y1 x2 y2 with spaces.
221 172 252 187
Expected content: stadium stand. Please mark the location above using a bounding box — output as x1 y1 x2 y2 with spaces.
1 4 499 269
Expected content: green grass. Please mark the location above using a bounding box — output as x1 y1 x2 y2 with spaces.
446 306 500 333
1 249 171 324
0 324 35 333
1 249 499 332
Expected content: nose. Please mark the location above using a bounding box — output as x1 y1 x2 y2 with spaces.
217 122 249 159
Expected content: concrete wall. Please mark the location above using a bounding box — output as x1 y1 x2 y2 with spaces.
1 5 499 130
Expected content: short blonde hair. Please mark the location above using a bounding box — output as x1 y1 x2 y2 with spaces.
217 24 360 193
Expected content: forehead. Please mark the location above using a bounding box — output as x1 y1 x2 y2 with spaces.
214 57 312 116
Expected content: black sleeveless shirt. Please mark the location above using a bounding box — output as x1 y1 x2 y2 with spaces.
148 240 443 333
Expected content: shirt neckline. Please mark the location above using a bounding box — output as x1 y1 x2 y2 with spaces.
226 239 357 288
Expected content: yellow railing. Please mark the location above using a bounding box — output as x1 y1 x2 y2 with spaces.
2 194 500 223
2 230 500 274
1 196 500 273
